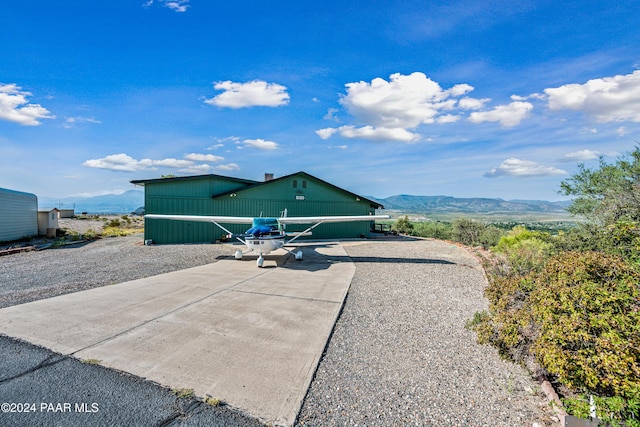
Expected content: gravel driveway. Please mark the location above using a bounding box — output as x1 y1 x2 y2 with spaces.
0 233 235 309
297 238 557 426
0 232 557 426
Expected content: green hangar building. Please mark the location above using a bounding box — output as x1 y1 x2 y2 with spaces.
131 171 385 244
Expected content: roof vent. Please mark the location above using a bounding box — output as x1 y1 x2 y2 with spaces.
264 173 274 181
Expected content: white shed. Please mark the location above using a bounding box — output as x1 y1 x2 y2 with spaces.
0 188 38 242
38 208 59 237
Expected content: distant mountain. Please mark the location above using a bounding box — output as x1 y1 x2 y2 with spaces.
39 190 144 214
371 195 571 214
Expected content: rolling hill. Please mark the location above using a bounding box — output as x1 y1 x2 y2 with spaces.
39 190 144 214
371 195 571 214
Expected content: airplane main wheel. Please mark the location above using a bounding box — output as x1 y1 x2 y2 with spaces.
257 256 264 268
295 250 303 260
234 250 243 260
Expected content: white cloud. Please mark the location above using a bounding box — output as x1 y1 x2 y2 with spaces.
484 158 568 178
316 125 420 143
458 97 490 110
323 107 340 122
511 93 545 101
316 128 338 140
204 80 290 108
544 70 640 122
436 114 460 124
144 0 189 12
238 138 279 150
468 101 533 127
319 72 534 143
214 163 241 171
0 83 55 126
164 0 189 12
63 116 101 129
180 164 211 174
616 126 628 137
83 153 196 172
184 153 224 162
561 149 600 162
207 143 225 150
339 72 473 129
149 158 193 168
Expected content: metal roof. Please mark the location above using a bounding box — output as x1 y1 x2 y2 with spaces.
211 171 384 209
130 173 258 187
131 171 384 209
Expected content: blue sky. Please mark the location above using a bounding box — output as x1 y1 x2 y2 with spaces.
2 0 639 201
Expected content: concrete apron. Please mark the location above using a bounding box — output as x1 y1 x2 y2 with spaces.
0 242 354 427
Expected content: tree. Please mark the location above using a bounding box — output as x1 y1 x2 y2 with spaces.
560 147 640 225
393 216 414 234
451 218 484 246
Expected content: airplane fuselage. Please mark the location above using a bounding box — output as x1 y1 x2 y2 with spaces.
245 234 285 255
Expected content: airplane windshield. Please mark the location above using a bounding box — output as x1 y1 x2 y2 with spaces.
252 218 279 227
246 217 280 237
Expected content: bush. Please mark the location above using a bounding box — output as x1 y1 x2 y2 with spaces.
107 218 121 228
478 225 504 249
474 250 640 424
393 216 414 234
530 252 640 398
451 218 484 246
555 221 640 266
492 226 553 275
446 219 503 248
474 271 538 365
413 221 452 240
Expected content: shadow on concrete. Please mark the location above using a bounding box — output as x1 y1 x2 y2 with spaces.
217 243 456 272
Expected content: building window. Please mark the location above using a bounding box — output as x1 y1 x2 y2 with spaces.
302 180 307 188
293 179 297 188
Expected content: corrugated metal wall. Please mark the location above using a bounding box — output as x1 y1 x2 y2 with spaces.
0 188 38 242
144 173 378 244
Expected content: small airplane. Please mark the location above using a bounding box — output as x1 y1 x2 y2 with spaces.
145 210 389 267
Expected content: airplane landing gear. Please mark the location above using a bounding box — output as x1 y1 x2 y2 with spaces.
295 250 303 260
234 250 243 260
257 255 264 268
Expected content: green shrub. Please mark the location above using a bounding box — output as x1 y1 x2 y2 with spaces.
478 225 504 249
554 221 640 263
451 218 484 246
492 226 553 275
414 221 452 240
474 272 537 363
530 251 640 398
107 218 121 228
83 229 98 240
472 250 640 424
393 216 414 234
563 394 640 427
493 226 550 252
444 219 502 248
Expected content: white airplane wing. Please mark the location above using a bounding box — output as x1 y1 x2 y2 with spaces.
145 214 389 224
144 214 254 224
279 215 389 224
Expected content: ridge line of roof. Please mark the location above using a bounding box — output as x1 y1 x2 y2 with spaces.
130 173 258 186
212 171 384 209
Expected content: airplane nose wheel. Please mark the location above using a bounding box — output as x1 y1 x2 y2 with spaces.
234 250 243 260
295 250 303 260
257 255 264 268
